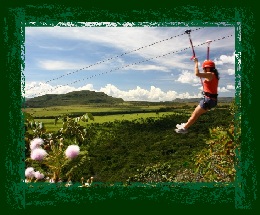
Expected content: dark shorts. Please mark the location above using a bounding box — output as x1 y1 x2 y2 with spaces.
199 97 217 110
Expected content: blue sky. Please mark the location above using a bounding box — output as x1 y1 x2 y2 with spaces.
24 23 236 102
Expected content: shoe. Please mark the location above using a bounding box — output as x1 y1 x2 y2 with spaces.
175 128 188 134
176 123 186 129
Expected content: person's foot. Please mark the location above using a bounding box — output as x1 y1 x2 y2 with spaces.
175 128 188 134
176 123 186 129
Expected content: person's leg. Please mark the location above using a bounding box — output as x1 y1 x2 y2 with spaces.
183 105 207 129
175 100 208 134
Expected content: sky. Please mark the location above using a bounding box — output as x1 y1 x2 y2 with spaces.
24 23 236 102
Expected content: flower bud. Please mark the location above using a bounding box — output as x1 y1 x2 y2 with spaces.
65 145 80 159
25 167 35 179
30 138 44 150
31 148 47 161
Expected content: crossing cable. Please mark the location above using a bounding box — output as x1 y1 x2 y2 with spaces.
27 27 204 91
25 34 233 116
29 34 233 98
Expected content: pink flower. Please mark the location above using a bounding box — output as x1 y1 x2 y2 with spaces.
25 167 35 178
30 138 44 150
65 145 80 159
34 171 44 180
31 148 47 161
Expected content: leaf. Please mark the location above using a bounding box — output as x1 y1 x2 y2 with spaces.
63 122 68 130
87 113 94 121
207 162 211 168
195 167 199 174
54 117 58 125
226 130 234 142
39 122 44 129
23 112 34 123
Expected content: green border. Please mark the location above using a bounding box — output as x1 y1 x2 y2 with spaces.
1 1 257 213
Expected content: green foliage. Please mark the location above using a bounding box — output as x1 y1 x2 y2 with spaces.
61 151 90 181
127 124 238 183
24 114 47 138
23 102 236 183
172 99 240 183
25 138 90 182
55 113 94 145
127 163 174 183
24 113 93 182
85 107 233 182
192 124 238 182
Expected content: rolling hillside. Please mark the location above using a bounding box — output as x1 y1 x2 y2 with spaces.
24 90 124 108
24 90 234 108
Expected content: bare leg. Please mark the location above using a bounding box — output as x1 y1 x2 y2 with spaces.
184 105 207 129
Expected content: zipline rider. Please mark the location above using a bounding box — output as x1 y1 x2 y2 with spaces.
175 57 219 134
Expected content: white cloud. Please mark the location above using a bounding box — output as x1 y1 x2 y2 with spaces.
99 84 180 102
26 27 236 83
38 59 108 71
227 69 235 75
219 53 235 64
124 64 169 72
25 82 207 102
218 68 235 76
38 45 74 51
25 82 74 97
38 60 82 70
218 68 235 78
24 82 95 98
25 26 235 100
218 86 230 92
214 52 235 66
226 84 235 90
176 70 200 85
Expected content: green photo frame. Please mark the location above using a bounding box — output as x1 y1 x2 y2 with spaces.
1 1 257 213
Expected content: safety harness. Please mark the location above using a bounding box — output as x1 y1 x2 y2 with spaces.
202 91 218 99
201 83 218 110
185 29 218 104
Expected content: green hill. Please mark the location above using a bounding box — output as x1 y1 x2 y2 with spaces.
24 90 234 108
24 90 124 107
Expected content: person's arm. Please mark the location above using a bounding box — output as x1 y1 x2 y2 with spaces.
194 58 213 81
194 58 200 76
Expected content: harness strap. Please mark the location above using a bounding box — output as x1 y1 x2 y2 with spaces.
203 91 218 99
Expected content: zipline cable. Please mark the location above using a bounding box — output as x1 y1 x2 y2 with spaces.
28 34 233 98
27 27 204 91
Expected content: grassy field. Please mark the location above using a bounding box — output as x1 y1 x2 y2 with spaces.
23 101 231 133
22 104 172 117
36 111 192 133
23 103 196 133
22 103 196 117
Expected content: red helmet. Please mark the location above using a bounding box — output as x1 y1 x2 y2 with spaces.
202 60 215 68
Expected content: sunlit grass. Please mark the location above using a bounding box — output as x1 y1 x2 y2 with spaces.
38 111 191 133
24 102 231 133
22 104 171 118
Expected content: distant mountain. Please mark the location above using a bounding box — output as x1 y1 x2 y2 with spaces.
24 90 124 108
23 90 234 108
